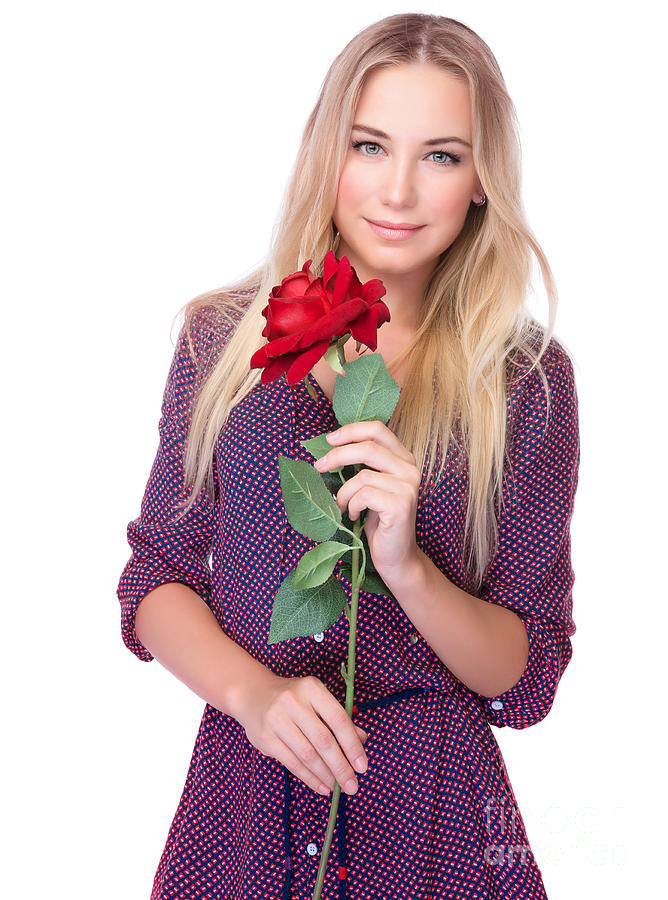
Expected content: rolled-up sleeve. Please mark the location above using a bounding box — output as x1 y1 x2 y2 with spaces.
116 311 229 662
476 343 580 729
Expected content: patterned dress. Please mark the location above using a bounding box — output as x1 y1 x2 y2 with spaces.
117 289 580 899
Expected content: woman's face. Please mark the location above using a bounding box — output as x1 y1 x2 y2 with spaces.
332 63 482 288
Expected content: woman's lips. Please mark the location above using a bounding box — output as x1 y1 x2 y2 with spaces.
365 219 426 241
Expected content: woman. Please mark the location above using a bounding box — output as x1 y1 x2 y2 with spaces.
117 13 580 899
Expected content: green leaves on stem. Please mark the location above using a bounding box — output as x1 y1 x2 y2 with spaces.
269 354 399 646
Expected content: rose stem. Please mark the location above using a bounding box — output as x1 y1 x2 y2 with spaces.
311 512 364 899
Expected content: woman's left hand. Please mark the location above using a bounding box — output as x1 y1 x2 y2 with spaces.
313 421 421 583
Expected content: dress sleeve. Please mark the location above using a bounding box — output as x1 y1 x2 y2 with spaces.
475 342 580 729
116 308 237 662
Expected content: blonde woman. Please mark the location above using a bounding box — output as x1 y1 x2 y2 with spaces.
118 13 580 899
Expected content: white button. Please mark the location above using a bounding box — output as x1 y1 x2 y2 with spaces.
491 700 504 710
409 632 419 644
313 632 324 642
306 842 318 856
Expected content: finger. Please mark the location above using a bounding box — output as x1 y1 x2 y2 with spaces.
266 729 335 797
311 696 369 791
326 421 414 462
336 471 405 517
319 439 415 477
270 712 344 793
303 710 361 795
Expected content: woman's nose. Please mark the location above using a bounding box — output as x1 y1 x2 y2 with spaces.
382 158 417 206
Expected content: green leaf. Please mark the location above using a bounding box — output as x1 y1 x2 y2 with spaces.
299 440 351 505
332 523 354 548
324 343 345 375
361 570 392 596
268 567 348 644
278 455 341 541
300 433 338 464
332 354 401 426
304 377 318 401
321 471 345 495
292 540 353 589
338 560 391 597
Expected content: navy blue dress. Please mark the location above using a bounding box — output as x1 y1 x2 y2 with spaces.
117 290 580 899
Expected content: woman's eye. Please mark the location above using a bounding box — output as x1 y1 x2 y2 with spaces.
352 140 382 155
429 151 461 166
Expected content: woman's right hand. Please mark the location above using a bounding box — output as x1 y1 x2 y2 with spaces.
236 672 369 797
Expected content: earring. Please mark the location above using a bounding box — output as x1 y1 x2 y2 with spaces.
332 226 341 251
474 192 487 206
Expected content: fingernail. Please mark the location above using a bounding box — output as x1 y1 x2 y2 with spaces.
345 779 358 794
355 756 367 773
327 430 340 441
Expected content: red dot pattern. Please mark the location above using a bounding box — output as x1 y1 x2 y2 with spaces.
117 290 580 899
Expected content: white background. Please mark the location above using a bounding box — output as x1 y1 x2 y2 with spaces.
2 1 665 897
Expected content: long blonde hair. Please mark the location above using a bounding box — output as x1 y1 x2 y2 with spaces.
174 13 573 589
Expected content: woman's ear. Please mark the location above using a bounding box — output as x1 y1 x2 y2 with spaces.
472 183 487 206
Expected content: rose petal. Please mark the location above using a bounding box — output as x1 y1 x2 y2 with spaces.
362 279 387 303
332 256 353 306
284 340 330 384
348 303 391 349
259 355 297 382
274 273 311 299
323 250 338 287
298 298 369 344
265 296 329 337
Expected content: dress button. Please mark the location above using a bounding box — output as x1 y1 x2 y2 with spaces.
409 632 419 644
313 632 324 642
306 842 318 856
491 699 504 710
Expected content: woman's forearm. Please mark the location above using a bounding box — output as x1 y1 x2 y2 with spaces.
383 547 529 698
134 581 274 720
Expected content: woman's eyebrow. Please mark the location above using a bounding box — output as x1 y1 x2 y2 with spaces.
352 123 471 148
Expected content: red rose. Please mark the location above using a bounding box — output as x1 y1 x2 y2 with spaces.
249 250 390 384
